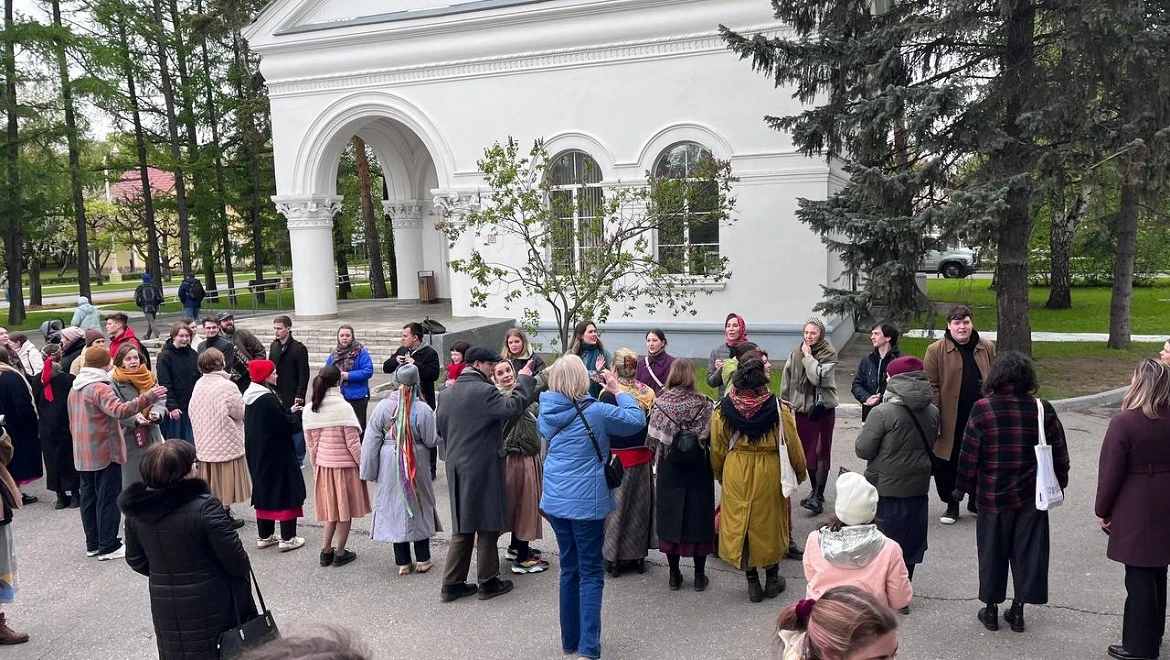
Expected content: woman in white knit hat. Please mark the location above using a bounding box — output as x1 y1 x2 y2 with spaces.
802 472 913 613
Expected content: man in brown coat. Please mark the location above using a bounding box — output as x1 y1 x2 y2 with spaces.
924 305 995 525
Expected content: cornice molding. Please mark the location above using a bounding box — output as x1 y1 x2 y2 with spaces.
266 23 785 97
383 200 426 229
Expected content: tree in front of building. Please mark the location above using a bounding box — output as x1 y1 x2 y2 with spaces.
441 137 736 350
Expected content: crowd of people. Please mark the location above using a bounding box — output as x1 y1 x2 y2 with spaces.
0 304 1167 660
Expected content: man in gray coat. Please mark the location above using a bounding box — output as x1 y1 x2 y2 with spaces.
435 346 535 602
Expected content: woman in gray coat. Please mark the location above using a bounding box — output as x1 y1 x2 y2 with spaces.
110 344 166 486
360 364 441 576
854 355 938 598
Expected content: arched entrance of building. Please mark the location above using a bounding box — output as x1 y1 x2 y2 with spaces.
272 92 454 319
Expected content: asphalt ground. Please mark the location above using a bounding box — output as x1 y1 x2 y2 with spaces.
6 406 1139 660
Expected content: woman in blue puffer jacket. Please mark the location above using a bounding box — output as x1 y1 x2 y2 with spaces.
539 354 645 660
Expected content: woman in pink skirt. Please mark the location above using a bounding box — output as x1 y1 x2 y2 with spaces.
303 366 370 567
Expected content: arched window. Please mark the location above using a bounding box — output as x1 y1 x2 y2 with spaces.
547 150 604 273
653 142 719 276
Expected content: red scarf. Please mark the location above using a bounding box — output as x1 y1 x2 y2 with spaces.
725 314 748 347
41 355 56 402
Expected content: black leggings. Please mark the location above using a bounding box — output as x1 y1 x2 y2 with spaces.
667 553 708 574
257 519 297 541
393 540 431 566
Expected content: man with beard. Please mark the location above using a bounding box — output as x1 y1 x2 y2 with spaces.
199 317 248 393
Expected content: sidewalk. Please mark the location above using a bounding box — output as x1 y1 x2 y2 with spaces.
904 329 1167 342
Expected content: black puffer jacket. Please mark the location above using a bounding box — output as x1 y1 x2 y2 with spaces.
120 479 256 660
854 372 938 498
851 348 903 421
156 340 200 413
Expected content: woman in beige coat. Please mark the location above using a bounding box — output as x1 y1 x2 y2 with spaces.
188 348 251 529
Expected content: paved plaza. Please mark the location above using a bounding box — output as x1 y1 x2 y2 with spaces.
9 406 1130 659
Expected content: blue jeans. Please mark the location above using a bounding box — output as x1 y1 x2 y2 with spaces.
79 462 123 555
548 515 606 659
292 432 306 466
162 414 194 444
184 304 200 321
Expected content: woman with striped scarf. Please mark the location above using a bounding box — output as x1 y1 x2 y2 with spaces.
360 363 442 576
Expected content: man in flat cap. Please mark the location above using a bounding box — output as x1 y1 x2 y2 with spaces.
435 346 535 603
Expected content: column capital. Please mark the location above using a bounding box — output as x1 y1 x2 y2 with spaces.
273 195 343 229
383 199 425 230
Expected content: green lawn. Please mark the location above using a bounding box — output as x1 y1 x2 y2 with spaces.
694 365 783 400
924 278 1170 334
23 270 292 297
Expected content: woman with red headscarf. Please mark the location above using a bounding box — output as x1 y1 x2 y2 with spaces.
707 313 748 399
243 359 307 553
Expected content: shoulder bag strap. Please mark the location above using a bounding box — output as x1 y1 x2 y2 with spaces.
644 356 665 389
572 400 605 464
898 405 934 457
248 562 269 613
1035 397 1047 446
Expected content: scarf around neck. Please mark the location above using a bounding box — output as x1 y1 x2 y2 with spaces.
721 387 778 440
616 378 655 412
301 389 361 431
331 340 364 372
789 338 838 395
112 365 156 393
648 388 713 446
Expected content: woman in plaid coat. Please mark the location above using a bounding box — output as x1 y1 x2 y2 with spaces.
955 352 1069 634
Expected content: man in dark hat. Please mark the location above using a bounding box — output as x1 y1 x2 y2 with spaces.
435 347 535 603
218 312 266 363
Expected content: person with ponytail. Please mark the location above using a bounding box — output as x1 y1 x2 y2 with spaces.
303 366 370 568
775 585 900 660
360 363 441 576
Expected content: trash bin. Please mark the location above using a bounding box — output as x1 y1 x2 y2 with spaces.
418 270 437 303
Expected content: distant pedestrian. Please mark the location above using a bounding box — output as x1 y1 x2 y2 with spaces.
68 345 166 560
501 328 545 377
0 414 29 645
924 305 996 524
384 322 441 478
177 273 205 321
71 296 101 331
637 328 675 395
781 316 839 517
852 320 903 421
303 365 370 568
854 355 937 591
494 360 549 575
7 333 42 379
120 440 258 660
110 344 166 486
0 347 41 503
567 320 610 398
243 359 307 553
712 357 807 603
1095 358 1170 660
188 348 251 529
36 345 79 509
269 315 310 466
435 346 534 603
647 358 715 592
444 340 470 389
955 352 1069 633
156 323 199 444
775 585 899 660
361 363 442 576
107 313 149 371
707 313 749 399
803 472 913 612
134 273 164 340
325 325 374 434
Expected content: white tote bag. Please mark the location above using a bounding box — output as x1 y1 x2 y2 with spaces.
1034 397 1064 511
777 401 799 499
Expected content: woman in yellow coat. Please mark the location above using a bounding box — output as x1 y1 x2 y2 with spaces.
711 356 807 603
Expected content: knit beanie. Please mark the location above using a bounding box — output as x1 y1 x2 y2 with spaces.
394 363 420 387
248 359 276 384
835 472 879 526
84 329 105 346
59 327 84 345
82 346 112 370
886 355 925 378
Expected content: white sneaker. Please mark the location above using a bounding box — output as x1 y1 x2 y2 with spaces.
257 535 280 549
278 537 305 552
98 546 126 561
86 550 99 558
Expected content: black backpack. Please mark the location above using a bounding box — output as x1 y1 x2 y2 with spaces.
188 279 206 300
653 403 706 466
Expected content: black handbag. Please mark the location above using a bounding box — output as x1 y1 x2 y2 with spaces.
218 563 280 659
572 401 624 489
808 388 827 421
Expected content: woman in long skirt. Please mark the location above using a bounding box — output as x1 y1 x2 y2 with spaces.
36 346 79 509
647 358 715 591
600 348 656 577
0 348 41 504
360 364 441 575
494 361 548 574
188 348 252 528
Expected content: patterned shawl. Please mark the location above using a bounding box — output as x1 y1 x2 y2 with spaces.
720 386 778 441
648 388 713 447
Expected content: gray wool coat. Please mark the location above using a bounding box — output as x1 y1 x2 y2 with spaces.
360 391 442 544
435 368 534 534
112 379 166 487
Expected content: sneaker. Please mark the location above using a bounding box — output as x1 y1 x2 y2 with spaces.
477 577 514 600
332 549 357 567
940 503 960 525
98 546 126 561
506 547 542 562
257 535 280 549
278 537 305 552
511 558 549 574
86 549 100 558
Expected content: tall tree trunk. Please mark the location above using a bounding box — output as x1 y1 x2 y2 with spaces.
333 219 352 300
151 0 193 276
382 178 397 296
27 257 41 307
993 0 1037 356
1044 180 1090 309
1107 178 1140 349
2 0 24 324
353 137 388 298
118 18 162 282
52 0 91 298
195 0 236 303
230 33 266 303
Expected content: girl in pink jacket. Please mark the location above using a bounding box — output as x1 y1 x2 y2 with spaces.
302 366 370 567
803 472 913 613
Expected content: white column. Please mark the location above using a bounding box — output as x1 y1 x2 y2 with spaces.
273 195 342 319
384 200 424 300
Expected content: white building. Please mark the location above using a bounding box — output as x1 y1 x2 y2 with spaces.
245 0 852 357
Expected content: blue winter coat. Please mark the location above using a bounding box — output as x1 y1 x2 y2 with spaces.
326 349 374 401
538 390 645 521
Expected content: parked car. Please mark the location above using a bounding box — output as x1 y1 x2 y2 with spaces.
920 247 978 278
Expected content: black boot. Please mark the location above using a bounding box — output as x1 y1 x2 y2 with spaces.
786 539 804 560
1003 601 1025 632
764 565 785 598
746 570 763 603
54 492 70 510
977 603 999 631
668 569 682 591
800 472 817 508
803 472 826 515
